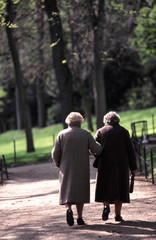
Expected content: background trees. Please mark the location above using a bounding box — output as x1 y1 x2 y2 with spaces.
0 0 156 138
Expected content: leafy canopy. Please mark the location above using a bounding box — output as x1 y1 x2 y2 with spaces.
131 3 156 63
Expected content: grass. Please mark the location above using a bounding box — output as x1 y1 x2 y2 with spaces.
119 107 156 135
1 106 156 167
0 124 63 166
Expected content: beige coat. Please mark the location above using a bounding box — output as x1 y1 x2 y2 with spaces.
51 125 102 205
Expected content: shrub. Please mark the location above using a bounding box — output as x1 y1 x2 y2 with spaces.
46 103 62 125
124 81 156 109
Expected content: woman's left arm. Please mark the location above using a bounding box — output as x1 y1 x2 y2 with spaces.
88 132 102 155
51 135 62 167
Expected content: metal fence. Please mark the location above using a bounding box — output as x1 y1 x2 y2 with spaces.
134 142 155 184
130 115 156 184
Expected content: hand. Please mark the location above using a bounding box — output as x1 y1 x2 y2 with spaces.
131 170 136 176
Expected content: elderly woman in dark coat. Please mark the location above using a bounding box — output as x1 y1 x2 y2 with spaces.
94 111 137 221
52 112 102 226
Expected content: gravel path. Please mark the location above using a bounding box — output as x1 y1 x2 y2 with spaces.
0 158 156 240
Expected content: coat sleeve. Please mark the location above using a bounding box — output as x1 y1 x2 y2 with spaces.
51 135 62 168
94 130 101 143
125 130 137 171
88 132 102 155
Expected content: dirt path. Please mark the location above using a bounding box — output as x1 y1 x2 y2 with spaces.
0 158 156 240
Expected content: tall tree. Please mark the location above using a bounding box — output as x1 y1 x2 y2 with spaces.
87 0 107 129
64 0 94 131
5 0 35 152
35 0 46 128
15 86 23 129
44 0 73 128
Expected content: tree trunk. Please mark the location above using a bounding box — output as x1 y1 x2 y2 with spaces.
15 86 23 129
44 0 73 128
93 28 107 128
6 0 35 152
87 0 107 129
79 79 94 132
82 96 94 132
36 78 45 128
36 0 46 128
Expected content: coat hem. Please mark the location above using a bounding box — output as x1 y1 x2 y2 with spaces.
59 201 90 205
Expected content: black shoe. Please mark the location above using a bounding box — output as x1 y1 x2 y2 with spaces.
77 218 86 225
102 206 110 221
66 209 74 226
115 214 124 222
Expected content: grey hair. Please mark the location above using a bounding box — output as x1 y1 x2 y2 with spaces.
65 112 84 125
103 111 120 125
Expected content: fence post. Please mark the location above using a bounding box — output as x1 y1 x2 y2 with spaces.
143 146 148 178
150 149 154 184
0 157 3 185
2 155 9 180
138 143 142 172
13 139 16 164
152 114 155 135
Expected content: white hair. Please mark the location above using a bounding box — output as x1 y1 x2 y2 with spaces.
103 111 120 125
65 112 84 125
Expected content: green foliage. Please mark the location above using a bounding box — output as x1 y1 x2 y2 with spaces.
0 0 20 25
131 4 156 63
0 0 6 24
124 81 156 109
46 103 61 125
108 1 124 12
0 86 6 97
0 86 7 112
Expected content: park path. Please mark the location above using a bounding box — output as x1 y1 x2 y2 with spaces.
0 157 156 240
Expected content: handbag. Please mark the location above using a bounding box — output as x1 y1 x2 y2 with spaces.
93 148 104 168
93 156 100 168
129 173 135 193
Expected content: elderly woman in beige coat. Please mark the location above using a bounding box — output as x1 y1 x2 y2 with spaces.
52 112 102 226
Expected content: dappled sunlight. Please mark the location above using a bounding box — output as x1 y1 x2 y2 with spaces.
0 179 59 209
0 161 156 239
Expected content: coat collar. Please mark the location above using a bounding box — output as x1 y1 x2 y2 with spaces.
68 122 81 128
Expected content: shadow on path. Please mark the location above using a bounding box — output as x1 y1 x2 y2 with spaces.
75 220 156 238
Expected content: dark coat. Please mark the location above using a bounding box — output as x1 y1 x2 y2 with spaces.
94 124 137 204
52 125 102 205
